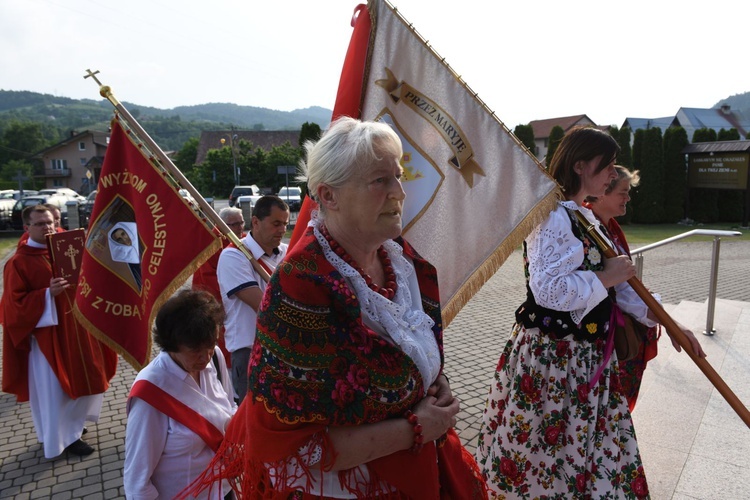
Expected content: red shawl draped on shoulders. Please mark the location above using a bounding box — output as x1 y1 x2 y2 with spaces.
592 214 660 412
183 227 486 499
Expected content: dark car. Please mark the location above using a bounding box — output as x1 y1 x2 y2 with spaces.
0 190 40 229
228 185 260 207
277 186 302 212
11 193 81 230
78 190 97 227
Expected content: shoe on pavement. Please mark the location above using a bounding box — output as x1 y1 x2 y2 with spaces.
65 439 94 456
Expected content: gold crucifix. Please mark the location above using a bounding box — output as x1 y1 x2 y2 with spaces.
64 244 80 270
83 69 103 86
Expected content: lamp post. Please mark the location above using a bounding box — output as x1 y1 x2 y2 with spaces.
220 132 240 186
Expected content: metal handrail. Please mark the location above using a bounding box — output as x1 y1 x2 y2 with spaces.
631 229 742 335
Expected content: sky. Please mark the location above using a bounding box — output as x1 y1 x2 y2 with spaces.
1 0 748 129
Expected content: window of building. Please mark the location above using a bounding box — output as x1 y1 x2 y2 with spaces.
51 159 68 170
81 158 87 165
79 141 86 151
53 179 63 187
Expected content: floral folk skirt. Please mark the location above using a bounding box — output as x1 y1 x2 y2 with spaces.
475 324 649 499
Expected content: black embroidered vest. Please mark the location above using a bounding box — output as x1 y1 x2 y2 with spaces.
515 208 613 342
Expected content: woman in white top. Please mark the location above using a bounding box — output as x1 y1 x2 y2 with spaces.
124 290 236 499
475 127 706 499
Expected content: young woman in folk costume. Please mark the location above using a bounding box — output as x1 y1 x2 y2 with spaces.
475 127 705 498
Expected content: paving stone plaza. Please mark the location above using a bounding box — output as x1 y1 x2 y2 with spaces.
1 237 749 499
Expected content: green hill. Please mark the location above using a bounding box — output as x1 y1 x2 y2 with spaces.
0 90 331 151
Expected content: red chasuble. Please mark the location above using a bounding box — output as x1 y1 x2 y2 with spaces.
1 244 118 402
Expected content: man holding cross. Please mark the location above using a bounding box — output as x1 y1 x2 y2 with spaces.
1 205 118 458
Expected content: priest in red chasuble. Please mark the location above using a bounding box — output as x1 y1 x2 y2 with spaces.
1 205 118 458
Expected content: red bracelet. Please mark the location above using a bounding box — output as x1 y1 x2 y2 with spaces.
404 410 424 454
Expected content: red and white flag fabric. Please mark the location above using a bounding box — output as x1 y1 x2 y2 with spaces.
293 0 560 324
74 118 221 370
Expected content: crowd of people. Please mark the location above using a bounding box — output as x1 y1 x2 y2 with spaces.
0 121 709 499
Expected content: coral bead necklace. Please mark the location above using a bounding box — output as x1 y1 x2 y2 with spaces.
320 224 397 299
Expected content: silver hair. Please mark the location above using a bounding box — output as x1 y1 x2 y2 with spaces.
218 206 243 222
586 165 641 204
297 117 402 212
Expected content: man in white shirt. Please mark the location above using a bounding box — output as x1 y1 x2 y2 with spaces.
217 195 289 402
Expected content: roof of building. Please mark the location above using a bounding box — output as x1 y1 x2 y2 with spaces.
624 106 750 139
676 107 748 133
528 114 596 139
31 129 110 158
622 116 676 131
681 140 750 154
195 130 300 164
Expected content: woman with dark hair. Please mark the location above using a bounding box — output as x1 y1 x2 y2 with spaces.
124 290 236 499
475 127 705 498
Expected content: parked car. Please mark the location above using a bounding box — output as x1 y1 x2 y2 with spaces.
78 190 97 227
11 192 83 230
0 190 39 229
0 189 39 201
228 185 261 207
38 187 86 203
277 186 302 211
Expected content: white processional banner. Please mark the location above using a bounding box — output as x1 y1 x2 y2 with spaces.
361 0 561 324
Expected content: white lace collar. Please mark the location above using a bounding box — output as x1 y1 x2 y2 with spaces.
311 215 440 387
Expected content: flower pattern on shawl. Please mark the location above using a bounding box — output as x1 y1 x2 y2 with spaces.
248 232 443 428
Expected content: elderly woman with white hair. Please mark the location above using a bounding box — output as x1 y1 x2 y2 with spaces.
184 117 487 499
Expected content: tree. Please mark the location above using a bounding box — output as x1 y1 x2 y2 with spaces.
299 122 322 150
615 126 632 168
716 128 743 221
173 137 199 175
631 127 664 223
689 128 719 222
718 128 740 141
0 121 49 168
0 159 37 189
513 124 536 157
189 146 236 197
545 126 564 168
266 142 303 192
662 126 688 222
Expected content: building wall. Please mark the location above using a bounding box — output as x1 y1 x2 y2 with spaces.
40 134 108 193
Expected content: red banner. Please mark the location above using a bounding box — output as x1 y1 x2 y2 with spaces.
290 4 371 248
74 119 221 370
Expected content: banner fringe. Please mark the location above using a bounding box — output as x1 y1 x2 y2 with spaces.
442 189 561 326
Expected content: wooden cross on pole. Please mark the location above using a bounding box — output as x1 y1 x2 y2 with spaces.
14 169 29 192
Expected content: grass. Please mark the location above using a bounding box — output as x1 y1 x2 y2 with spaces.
621 223 748 244
0 222 745 260
0 233 20 256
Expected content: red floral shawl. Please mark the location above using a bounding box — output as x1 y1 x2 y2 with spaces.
586 212 660 412
183 227 486 499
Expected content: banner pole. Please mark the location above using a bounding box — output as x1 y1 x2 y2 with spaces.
83 69 270 282
574 210 750 428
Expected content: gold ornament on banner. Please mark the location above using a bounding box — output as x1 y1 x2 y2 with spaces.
375 67 485 187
